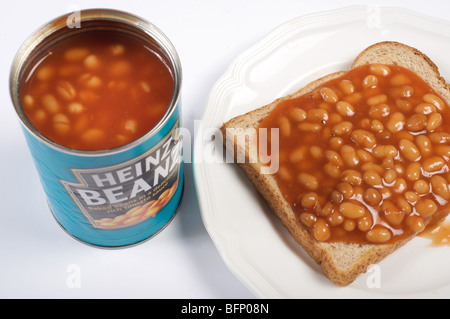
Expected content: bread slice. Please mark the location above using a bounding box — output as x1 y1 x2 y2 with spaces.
221 41 450 286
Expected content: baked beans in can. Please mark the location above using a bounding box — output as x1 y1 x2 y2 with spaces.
9 9 183 247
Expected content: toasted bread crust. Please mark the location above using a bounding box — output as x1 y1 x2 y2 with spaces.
221 42 450 286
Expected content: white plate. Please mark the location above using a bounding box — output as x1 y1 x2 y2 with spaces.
193 6 450 298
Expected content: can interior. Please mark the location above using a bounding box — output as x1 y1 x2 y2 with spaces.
10 9 181 155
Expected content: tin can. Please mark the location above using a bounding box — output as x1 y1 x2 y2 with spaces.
9 9 183 247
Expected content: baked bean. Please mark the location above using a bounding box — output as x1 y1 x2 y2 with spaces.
326 211 344 227
397 197 412 214
298 122 321 132
56 80 76 100
415 103 436 115
393 178 407 193
329 137 344 150
351 130 376 149
110 60 133 77
434 145 450 157
339 80 355 95
361 163 386 175
340 145 359 167
366 226 392 243
34 109 46 123
310 146 323 159
340 170 362 185
342 219 356 232
336 182 354 199
426 113 443 131
364 188 382 205
307 108 329 122
422 156 445 172
298 173 318 190
320 87 339 103
68 102 84 114
319 202 334 217
367 94 387 106
390 73 410 86
278 116 291 137
429 132 450 144
344 92 363 105
382 201 405 225
336 101 355 116
325 150 343 166
84 54 101 70
382 157 394 169
390 85 414 98
371 119 384 132
406 114 427 132
386 112 405 132
414 180 430 194
289 108 307 122
313 218 331 241
301 192 318 209
394 164 405 176
399 139 421 161
423 93 445 112
362 75 378 89
23 95 34 109
65 48 90 61
332 121 353 135
290 147 307 163
415 198 437 217
330 190 343 204
405 191 419 203
415 135 432 156
81 128 106 144
363 170 382 187
300 212 316 228
384 169 397 184
80 73 102 89
396 99 413 112
329 113 342 124
405 215 425 233
339 202 365 219
430 175 450 200
36 65 55 81
278 167 292 181
357 214 373 232
380 187 393 199
372 145 398 158
370 64 391 76
124 119 138 134
359 118 371 130
369 103 390 119
406 163 421 181
53 113 70 135
356 149 374 163
41 94 60 114
110 44 125 56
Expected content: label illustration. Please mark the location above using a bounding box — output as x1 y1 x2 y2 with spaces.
62 125 182 229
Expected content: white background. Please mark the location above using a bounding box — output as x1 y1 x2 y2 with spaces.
1 0 449 299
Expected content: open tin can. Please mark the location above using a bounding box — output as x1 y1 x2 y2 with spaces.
9 9 183 247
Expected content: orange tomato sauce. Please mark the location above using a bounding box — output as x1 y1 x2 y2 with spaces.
19 30 174 151
258 64 450 244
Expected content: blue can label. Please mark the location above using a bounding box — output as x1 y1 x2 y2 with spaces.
61 123 182 229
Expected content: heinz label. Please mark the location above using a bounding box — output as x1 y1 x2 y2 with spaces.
62 125 182 229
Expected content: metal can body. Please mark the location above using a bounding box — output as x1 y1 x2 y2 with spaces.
10 9 183 247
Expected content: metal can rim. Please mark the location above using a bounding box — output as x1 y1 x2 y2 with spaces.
9 8 182 157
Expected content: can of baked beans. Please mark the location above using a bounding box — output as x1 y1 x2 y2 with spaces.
9 9 183 247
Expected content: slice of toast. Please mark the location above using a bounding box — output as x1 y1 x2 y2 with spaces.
221 41 450 286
